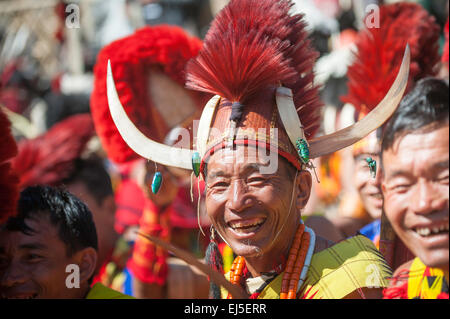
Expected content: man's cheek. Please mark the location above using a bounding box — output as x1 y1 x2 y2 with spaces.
384 195 404 225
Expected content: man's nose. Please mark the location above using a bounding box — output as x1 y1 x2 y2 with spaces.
226 179 254 213
411 179 447 215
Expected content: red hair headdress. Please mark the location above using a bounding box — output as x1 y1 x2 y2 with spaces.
91 25 207 164
105 0 410 178
11 113 94 189
186 0 321 138
443 18 449 65
0 108 19 223
342 2 440 115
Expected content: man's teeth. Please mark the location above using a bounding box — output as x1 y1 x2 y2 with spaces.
229 219 264 229
416 224 449 237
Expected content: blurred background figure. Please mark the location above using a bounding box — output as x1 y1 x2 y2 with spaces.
89 25 211 298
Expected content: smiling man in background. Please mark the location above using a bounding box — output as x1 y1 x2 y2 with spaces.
0 185 132 299
382 78 449 299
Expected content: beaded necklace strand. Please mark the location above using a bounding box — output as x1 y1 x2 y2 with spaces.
226 222 316 299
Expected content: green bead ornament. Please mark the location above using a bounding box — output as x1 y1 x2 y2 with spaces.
192 152 201 177
365 157 377 178
296 138 310 165
151 172 162 194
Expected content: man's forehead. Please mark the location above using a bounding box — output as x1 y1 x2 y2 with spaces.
387 124 449 153
382 126 449 175
0 215 58 250
207 147 279 175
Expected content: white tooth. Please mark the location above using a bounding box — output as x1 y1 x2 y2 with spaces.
423 228 431 236
432 227 439 234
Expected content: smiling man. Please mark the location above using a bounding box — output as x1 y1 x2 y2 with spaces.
336 2 441 246
381 78 449 299
0 185 132 299
105 0 413 299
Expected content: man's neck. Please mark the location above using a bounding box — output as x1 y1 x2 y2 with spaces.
244 221 301 278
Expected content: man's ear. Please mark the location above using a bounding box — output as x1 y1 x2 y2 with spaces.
296 169 312 210
75 247 98 285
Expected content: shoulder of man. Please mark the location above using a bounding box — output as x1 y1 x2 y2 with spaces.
86 283 135 299
301 235 392 299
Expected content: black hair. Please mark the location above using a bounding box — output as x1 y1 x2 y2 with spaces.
381 77 449 158
62 155 114 206
4 185 98 257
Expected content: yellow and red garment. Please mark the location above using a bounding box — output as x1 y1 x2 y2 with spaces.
383 257 449 299
127 198 172 286
221 235 392 299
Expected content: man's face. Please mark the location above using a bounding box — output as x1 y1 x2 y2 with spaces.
382 125 449 269
205 145 311 260
0 214 86 299
354 153 383 220
353 137 383 220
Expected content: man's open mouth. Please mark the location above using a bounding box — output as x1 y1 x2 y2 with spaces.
227 218 266 234
414 223 449 237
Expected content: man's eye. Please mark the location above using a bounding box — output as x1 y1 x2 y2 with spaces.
210 181 229 189
247 177 266 184
437 175 449 184
392 184 411 192
25 254 43 262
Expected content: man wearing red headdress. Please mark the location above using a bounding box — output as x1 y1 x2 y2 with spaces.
106 0 414 298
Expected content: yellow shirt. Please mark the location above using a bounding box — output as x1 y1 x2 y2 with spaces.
221 235 392 299
86 283 134 299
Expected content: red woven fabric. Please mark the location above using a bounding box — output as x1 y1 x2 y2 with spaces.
127 198 173 285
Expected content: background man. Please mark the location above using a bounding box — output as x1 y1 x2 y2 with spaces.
381 78 449 299
0 185 131 299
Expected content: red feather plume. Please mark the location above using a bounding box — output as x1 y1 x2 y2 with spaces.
442 18 449 64
186 0 322 137
0 108 19 223
11 113 94 189
342 2 441 114
91 25 204 164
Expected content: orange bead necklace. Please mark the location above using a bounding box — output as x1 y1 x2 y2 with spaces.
226 223 315 299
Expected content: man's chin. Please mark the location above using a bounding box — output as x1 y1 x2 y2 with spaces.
416 250 449 270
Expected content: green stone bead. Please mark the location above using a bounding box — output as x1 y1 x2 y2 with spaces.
151 172 162 194
192 152 201 177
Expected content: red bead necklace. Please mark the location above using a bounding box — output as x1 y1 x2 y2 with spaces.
226 223 311 299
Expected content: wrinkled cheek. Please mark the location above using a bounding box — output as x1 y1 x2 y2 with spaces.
205 194 226 229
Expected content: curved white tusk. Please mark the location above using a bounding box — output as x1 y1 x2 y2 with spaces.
276 86 306 150
107 60 193 169
196 95 221 157
308 44 410 159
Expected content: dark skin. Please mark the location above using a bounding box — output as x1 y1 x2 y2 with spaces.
205 145 383 298
0 213 97 299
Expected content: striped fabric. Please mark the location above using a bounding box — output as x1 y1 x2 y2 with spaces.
221 235 392 299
